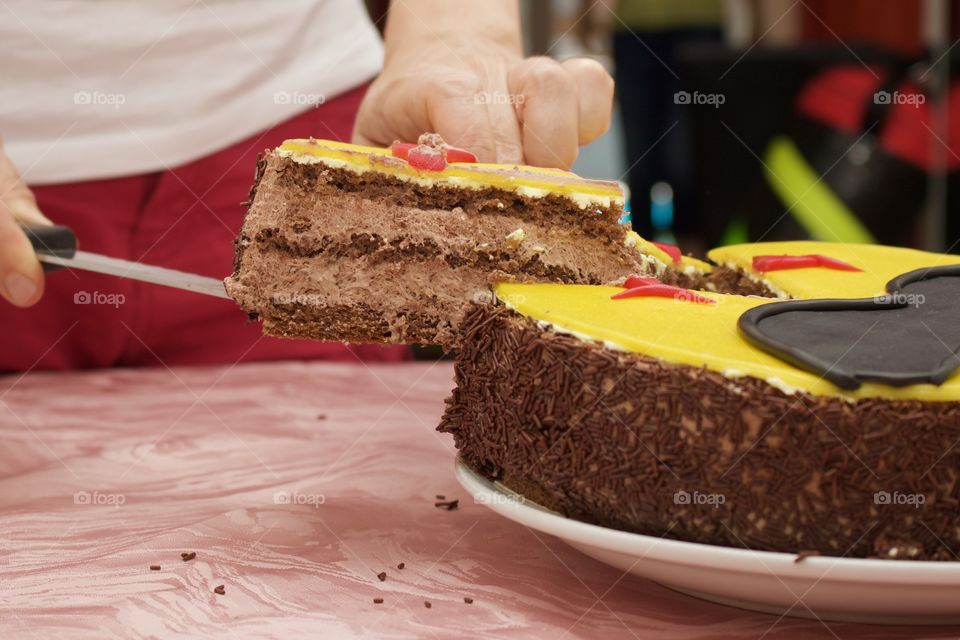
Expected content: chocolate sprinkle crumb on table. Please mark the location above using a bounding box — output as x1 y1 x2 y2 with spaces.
149 565 161 571
434 499 459 511
214 585 225 595
435 494 445 500
397 562 405 570
424 601 432 609
377 571 387 582
316 414 327 420
181 552 196 562
464 597 474 604
373 597 384 604
794 550 821 563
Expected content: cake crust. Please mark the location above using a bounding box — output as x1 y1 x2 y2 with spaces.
438 304 960 560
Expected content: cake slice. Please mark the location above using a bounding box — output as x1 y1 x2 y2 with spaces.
226 135 669 347
440 241 960 560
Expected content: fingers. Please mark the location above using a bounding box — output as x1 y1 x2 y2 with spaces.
0 147 46 307
479 83 524 166
0 207 44 307
424 70 499 163
354 68 505 163
353 55 615 170
508 57 580 169
561 57 615 145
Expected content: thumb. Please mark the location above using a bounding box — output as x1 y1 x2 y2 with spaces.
0 145 47 307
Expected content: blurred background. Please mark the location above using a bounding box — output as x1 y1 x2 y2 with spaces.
367 0 959 258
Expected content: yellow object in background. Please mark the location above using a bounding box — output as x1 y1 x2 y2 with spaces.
763 136 875 244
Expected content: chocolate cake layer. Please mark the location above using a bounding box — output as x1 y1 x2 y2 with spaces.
438 304 960 560
701 265 778 297
227 153 650 347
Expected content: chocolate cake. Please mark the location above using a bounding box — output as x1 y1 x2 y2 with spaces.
440 241 960 560
225 135 694 347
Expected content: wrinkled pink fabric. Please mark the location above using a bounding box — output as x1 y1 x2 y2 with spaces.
0 362 950 638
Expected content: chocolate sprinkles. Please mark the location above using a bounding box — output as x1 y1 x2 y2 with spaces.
438 304 960 561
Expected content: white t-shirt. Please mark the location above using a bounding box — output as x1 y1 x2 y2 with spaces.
0 0 384 184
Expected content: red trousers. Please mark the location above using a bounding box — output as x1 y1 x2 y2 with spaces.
1 86 410 372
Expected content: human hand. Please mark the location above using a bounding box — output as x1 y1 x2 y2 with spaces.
353 1 613 170
0 142 50 307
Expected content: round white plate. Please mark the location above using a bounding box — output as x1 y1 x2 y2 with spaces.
455 460 960 625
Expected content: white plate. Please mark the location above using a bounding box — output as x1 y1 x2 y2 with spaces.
455 460 960 625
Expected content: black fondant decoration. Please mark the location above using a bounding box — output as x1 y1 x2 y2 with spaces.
738 265 960 390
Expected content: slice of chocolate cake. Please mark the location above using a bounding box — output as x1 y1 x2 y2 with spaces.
225 135 671 347
440 241 960 560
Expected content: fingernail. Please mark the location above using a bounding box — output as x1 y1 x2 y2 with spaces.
5 272 37 305
9 200 52 225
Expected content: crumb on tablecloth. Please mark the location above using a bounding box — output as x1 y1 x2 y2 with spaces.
434 499 458 511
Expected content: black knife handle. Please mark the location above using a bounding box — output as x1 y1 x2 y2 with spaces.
21 225 78 272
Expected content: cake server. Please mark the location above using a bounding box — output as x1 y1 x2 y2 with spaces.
22 224 230 299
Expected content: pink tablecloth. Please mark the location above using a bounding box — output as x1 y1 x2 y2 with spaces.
0 361 957 639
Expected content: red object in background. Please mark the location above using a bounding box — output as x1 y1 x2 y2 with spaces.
651 241 682 264
0 84 411 373
800 0 922 56
752 254 863 273
795 65 960 172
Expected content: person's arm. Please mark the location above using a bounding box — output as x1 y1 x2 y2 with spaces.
0 143 48 307
353 0 614 169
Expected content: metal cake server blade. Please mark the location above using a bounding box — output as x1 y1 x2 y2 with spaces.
25 224 230 300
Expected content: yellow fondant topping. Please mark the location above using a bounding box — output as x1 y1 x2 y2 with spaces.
626 231 713 275
276 139 624 208
497 241 960 401
680 254 713 274
708 241 960 299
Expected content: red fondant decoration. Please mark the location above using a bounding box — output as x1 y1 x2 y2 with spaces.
390 141 416 160
817 255 864 271
611 283 715 304
391 140 476 166
752 254 862 273
652 241 682 264
623 275 661 289
407 145 447 171
444 147 478 163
